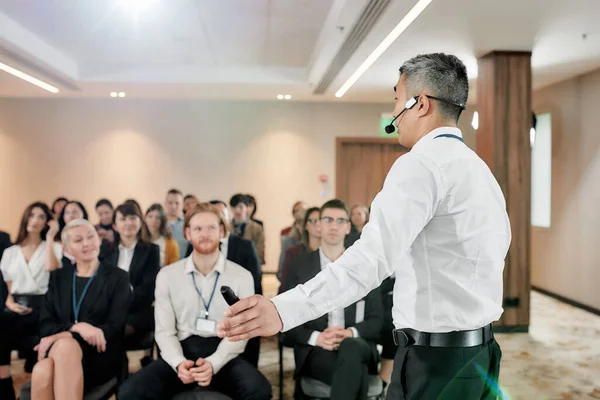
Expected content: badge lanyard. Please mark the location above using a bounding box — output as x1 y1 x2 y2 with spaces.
191 272 220 319
434 134 464 143
72 266 99 323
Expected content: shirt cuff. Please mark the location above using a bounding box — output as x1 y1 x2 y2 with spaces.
204 353 225 374
308 331 320 346
349 327 359 338
165 355 188 373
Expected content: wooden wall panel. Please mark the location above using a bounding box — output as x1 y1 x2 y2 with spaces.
477 51 532 329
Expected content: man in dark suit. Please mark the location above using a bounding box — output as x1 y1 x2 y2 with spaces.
186 201 263 366
282 200 383 400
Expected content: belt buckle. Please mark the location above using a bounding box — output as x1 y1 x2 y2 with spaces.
393 330 411 348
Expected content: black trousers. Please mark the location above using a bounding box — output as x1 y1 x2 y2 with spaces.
118 336 271 400
0 295 43 365
386 338 502 400
302 338 376 400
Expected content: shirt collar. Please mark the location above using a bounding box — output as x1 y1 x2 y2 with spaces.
184 252 226 276
318 247 332 265
412 127 463 152
119 241 137 251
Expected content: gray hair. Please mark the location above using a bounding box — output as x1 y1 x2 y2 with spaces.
399 53 469 122
61 218 98 248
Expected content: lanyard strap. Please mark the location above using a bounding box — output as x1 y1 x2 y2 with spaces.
72 266 99 323
434 133 464 143
191 272 220 319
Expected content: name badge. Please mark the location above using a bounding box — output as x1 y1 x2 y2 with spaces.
195 317 217 334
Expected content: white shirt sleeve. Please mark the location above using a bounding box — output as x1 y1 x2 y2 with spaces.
154 270 187 372
308 331 320 346
271 153 445 331
205 269 255 374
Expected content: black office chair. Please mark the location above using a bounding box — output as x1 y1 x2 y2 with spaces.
171 387 233 400
20 377 119 400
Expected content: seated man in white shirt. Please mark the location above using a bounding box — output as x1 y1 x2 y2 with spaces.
281 200 383 400
118 204 271 400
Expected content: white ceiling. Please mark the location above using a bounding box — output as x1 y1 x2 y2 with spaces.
1 0 599 102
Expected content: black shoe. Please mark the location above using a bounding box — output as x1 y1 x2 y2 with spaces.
0 377 16 400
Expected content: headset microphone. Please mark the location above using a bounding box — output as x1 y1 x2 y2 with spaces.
385 97 418 134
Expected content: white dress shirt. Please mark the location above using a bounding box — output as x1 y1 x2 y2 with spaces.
0 242 63 295
220 234 229 258
307 248 359 346
117 241 137 273
273 127 512 333
155 253 254 373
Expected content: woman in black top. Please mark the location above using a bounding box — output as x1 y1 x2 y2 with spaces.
31 219 131 399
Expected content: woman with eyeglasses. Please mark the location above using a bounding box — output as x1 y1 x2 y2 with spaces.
278 207 321 293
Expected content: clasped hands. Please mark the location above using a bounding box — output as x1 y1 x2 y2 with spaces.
316 326 354 351
178 358 214 387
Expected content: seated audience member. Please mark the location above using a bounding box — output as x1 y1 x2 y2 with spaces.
278 206 321 292
378 275 397 386
100 203 160 353
95 198 116 245
51 197 68 219
31 219 131 399
282 200 383 400
118 205 271 400
229 194 265 265
280 201 307 240
183 194 200 215
165 188 189 259
0 203 62 399
246 194 263 227
0 231 12 259
144 203 179 267
56 200 89 266
350 204 370 233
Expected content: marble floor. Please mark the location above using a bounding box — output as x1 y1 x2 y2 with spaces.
10 275 600 399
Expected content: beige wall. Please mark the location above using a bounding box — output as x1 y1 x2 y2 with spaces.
531 68 600 310
0 98 476 271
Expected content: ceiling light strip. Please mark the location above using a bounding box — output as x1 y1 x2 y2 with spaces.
0 61 60 94
335 0 433 98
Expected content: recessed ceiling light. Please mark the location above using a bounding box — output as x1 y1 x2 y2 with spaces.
335 0 433 98
110 92 118 98
284 95 292 100
277 94 284 100
118 92 126 98
0 61 59 93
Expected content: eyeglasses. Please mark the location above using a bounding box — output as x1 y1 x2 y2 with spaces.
307 218 319 224
321 217 349 225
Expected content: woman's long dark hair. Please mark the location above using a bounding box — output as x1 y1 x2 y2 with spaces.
143 203 172 240
15 202 52 245
113 202 149 244
301 207 321 249
58 201 89 232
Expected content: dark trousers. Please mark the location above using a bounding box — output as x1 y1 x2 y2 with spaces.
118 336 271 400
0 296 43 365
386 338 502 400
241 337 260 367
302 338 376 400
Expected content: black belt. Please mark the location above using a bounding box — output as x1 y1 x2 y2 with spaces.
393 324 493 348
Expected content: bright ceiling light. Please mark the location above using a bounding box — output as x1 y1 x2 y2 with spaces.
117 0 156 14
110 92 118 98
530 127 536 148
335 0 433 98
0 61 59 93
277 94 284 100
118 92 126 98
471 111 479 130
284 95 292 100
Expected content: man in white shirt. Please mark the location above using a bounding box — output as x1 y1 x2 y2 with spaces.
218 53 512 400
282 200 383 399
119 204 271 400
